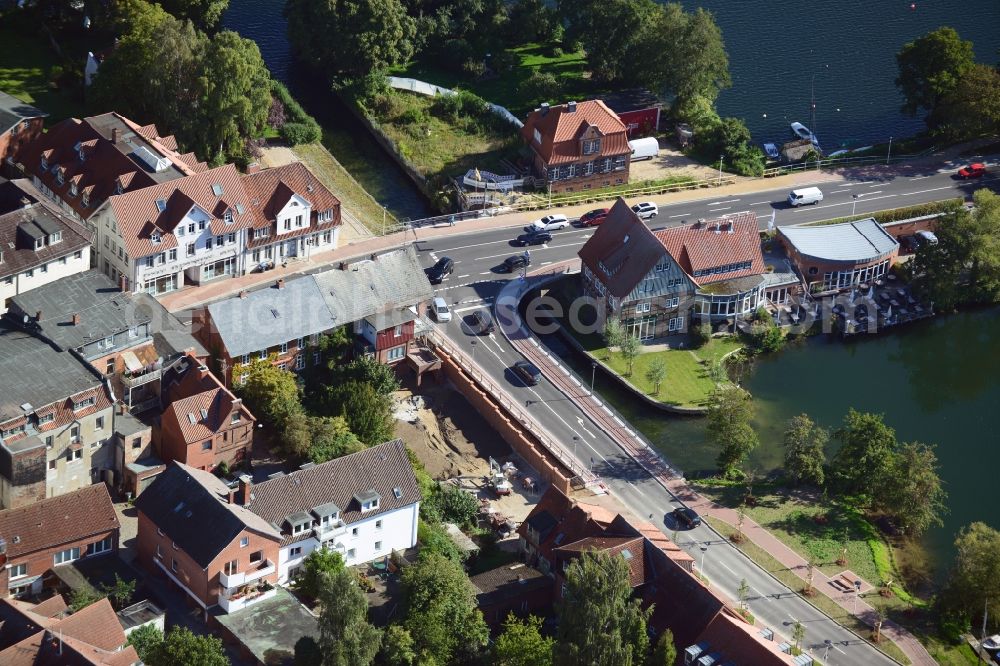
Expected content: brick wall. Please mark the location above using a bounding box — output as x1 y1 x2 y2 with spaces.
438 352 571 494
0 527 119 597
159 413 252 472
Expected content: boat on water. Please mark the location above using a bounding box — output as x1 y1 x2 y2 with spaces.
790 122 821 150
763 143 780 160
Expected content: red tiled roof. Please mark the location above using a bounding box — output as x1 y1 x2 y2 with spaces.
628 518 694 566
161 357 254 444
522 100 630 165
554 535 648 587
517 486 618 564
653 212 765 286
108 164 253 260
577 198 667 299
241 162 341 244
696 609 795 665
0 484 118 559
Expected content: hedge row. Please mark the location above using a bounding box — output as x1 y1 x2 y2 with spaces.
272 80 322 146
808 198 964 227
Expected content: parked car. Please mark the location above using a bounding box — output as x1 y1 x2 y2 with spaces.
502 254 530 273
470 310 495 335
915 230 939 246
580 208 610 226
426 257 454 284
672 506 702 529
431 296 451 322
512 360 542 386
631 201 659 220
787 186 824 206
516 230 552 246
957 163 986 179
525 214 570 232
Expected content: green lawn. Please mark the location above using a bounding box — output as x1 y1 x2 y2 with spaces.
0 17 86 123
391 42 600 115
707 516 912 666
371 90 520 181
584 334 741 408
294 141 393 233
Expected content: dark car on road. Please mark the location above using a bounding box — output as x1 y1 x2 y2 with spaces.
580 208 610 226
515 230 552 246
470 310 495 335
672 506 702 529
426 257 454 284
501 254 531 272
957 163 986 179
512 360 541 386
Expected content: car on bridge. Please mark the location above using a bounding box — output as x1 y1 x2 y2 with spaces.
672 506 702 529
515 230 552 246
579 208 610 226
525 214 570 232
511 360 541 386
501 254 530 272
957 163 986 179
426 257 454 284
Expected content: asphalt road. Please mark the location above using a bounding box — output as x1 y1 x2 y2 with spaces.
409 161 1000 665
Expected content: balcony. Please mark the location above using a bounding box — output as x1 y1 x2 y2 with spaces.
218 585 276 613
219 558 275 589
122 368 161 389
314 520 347 540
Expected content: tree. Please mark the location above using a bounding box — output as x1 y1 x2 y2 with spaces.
737 578 750 611
294 636 322 666
706 385 758 479
555 550 652 666
317 569 382 666
378 625 416 666
194 31 272 162
782 414 828 486
942 522 1000 633
519 70 563 105
882 442 948 536
645 358 666 395
296 547 346 600
333 380 395 446
127 624 164 664
417 519 466 563
831 409 897 501
428 483 480 527
507 0 558 44
102 574 136 610
604 318 625 350
342 355 401 396
158 0 230 27
309 415 364 463
236 358 302 428
146 627 228 666
895 26 975 122
937 63 1000 139
619 333 641 377
285 0 416 83
791 620 806 651
492 614 554 666
401 553 488 664
651 630 676 666
69 587 105 611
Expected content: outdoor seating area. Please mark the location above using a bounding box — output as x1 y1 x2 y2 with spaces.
833 279 934 337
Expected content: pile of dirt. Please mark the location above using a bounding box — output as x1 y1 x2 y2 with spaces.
393 384 511 481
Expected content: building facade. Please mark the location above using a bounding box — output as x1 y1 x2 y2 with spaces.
778 218 900 292
0 91 46 165
0 484 119 597
521 100 631 194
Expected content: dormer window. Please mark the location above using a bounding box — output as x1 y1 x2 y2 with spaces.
355 490 380 513
78 148 86 162
81 192 90 207
288 511 313 535
49 231 61 245
582 138 601 155
69 182 78 197
55 169 64 186
40 156 48 170
34 237 44 250
224 209 234 225
73 395 96 411
115 180 124 195
151 232 162 244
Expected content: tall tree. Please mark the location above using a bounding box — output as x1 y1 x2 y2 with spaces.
895 26 975 123
706 385 759 478
158 0 230 28
235 358 302 429
331 380 395 446
492 614 554 666
942 522 1000 633
619 334 641 377
831 409 897 501
668 6 731 105
194 31 272 163
378 625 416 666
317 569 382 666
126 624 164 664
651 629 676 666
309 415 364 463
401 553 488 664
604 318 625 349
937 63 1000 139
782 413 828 486
645 358 667 395
882 442 948 536
285 0 416 83
555 550 652 666
296 547 346 601
147 627 229 666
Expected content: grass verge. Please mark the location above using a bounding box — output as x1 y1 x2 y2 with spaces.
804 198 964 227
707 516 911 666
293 141 391 235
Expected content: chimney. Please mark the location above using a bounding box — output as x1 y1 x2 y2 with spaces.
111 128 120 144
238 474 252 504
20 197 31 209
227 488 236 504
339 262 348 271
275 278 285 290
246 162 260 174
197 364 209 378
567 100 577 113
117 402 126 415
239 289 248 299
540 102 550 116
118 275 129 294
35 310 42 322
71 313 80 326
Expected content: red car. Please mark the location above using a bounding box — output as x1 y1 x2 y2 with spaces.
580 208 610 226
957 163 986 179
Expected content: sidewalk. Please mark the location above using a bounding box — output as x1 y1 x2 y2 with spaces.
501 269 935 666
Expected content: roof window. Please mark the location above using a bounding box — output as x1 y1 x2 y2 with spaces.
212 184 223 196
156 199 167 212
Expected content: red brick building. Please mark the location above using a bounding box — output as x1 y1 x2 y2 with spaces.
0 92 46 167
135 463 281 617
0 484 120 598
470 563 551 628
521 100 631 194
158 356 255 471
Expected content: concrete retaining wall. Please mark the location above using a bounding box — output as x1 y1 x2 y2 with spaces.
437 350 573 494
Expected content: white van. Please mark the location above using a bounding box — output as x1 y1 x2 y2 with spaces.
788 187 824 207
431 297 451 322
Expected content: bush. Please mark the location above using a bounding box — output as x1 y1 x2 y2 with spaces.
519 70 562 104
280 121 321 145
417 519 466 563
689 322 712 347
399 106 429 126
812 198 964 227
462 58 486 78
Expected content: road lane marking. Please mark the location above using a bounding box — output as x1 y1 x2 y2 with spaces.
479 271 491 275
867 183 883 187
830 188 852 193
707 199 740 205
708 206 732 212
748 200 772 205
457 274 469 278
899 184 957 196
909 175 931 180
669 213 691 218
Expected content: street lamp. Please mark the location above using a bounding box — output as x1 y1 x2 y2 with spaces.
851 193 860 216
886 136 893 165
470 339 477 364
700 544 710 581
572 435 579 459
718 154 724 184
824 639 833 663
590 362 597 395
853 579 862 615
